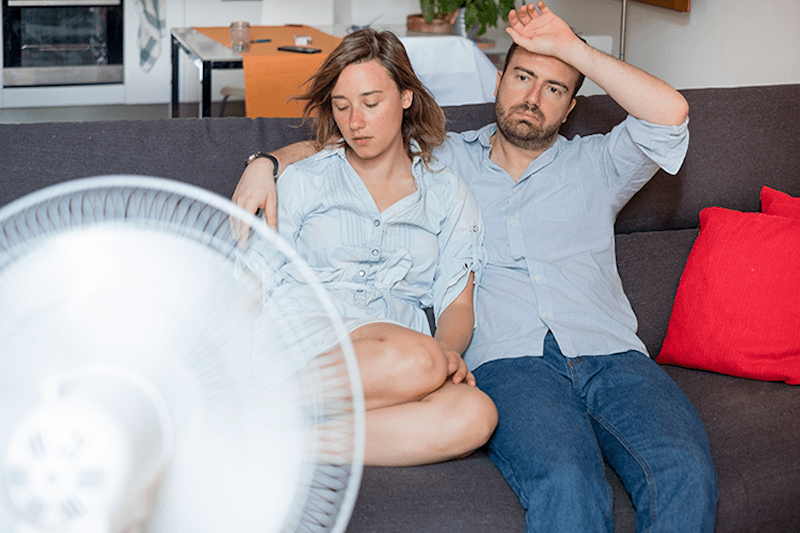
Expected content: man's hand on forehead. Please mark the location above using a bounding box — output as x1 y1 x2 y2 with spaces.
506 1 582 61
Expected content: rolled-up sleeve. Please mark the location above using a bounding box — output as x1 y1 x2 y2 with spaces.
622 114 689 176
430 170 485 325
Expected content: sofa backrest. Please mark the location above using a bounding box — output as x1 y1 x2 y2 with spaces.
0 117 315 211
2 84 798 234
442 84 800 234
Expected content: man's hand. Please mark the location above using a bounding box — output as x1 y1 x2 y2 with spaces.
506 0 689 126
506 1 581 62
231 140 321 231
232 157 279 230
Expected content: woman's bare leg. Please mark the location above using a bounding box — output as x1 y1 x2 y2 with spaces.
364 380 498 465
348 322 498 465
349 322 449 411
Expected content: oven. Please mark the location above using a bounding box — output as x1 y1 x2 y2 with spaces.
2 0 123 87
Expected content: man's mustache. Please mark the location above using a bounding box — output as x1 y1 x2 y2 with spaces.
509 103 544 122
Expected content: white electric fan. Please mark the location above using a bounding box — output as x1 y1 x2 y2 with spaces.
0 176 365 533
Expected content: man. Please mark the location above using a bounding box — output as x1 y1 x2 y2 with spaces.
233 2 718 531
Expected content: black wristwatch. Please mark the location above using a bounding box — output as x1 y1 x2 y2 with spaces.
245 151 279 181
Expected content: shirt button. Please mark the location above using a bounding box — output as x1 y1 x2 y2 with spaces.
509 219 516 226
540 312 548 319
358 270 366 277
534 275 542 282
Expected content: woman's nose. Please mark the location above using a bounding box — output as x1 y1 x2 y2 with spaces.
349 108 365 129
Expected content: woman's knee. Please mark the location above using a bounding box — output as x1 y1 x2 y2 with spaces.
382 332 449 393
463 388 499 448
430 385 498 458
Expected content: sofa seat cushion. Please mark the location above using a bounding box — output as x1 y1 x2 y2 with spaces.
657 207 800 383
345 451 525 533
663 365 800 532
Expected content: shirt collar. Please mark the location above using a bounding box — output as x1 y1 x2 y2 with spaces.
315 141 428 187
458 123 497 147
316 140 426 165
469 123 568 182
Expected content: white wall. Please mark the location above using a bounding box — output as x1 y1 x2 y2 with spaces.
4 0 799 108
347 0 420 26
344 0 800 89
167 0 800 105
540 0 800 90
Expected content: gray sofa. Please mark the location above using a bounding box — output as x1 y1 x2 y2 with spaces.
2 84 799 532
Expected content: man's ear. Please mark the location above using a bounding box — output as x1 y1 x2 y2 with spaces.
494 70 503 98
562 97 577 124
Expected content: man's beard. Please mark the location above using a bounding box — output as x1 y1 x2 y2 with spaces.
495 101 561 151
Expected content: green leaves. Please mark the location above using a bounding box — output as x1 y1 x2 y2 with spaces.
420 0 515 35
421 0 463 21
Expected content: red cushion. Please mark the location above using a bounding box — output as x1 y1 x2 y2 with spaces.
657 206 800 384
762 185 800 219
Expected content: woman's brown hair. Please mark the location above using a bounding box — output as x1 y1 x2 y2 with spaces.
295 29 446 164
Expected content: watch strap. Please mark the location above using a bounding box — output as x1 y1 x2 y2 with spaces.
245 151 279 181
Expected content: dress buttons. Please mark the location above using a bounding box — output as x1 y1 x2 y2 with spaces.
371 249 379 256
374 220 381 227
358 270 366 277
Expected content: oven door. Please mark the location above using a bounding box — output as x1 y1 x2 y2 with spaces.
3 0 123 87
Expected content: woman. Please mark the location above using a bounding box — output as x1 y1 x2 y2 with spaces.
246 29 496 466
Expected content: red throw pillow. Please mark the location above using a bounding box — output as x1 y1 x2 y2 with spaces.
762 185 800 219
657 206 800 384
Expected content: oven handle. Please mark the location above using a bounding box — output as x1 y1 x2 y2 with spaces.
22 43 101 52
8 0 121 6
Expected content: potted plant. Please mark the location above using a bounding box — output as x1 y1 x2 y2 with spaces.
408 0 515 37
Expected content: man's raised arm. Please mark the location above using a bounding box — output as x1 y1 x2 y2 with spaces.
507 1 688 126
232 141 318 229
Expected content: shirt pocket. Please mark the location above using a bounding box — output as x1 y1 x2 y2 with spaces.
532 171 588 222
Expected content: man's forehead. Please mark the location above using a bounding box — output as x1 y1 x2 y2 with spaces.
508 48 579 85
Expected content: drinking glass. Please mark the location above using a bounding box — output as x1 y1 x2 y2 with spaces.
230 22 250 53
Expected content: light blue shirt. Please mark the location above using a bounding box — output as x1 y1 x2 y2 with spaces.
273 146 485 335
434 115 689 370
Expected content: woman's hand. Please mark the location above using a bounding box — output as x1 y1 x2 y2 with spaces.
435 271 477 386
443 348 476 386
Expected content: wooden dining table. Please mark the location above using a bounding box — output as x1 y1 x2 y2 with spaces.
170 25 341 118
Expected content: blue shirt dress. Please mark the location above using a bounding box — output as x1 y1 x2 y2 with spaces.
242 145 485 378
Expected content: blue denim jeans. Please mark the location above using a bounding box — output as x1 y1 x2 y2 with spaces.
473 332 718 533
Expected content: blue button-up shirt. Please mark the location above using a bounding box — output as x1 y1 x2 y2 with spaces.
435 115 689 370
258 146 484 336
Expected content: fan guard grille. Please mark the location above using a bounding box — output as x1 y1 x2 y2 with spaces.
0 176 365 533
